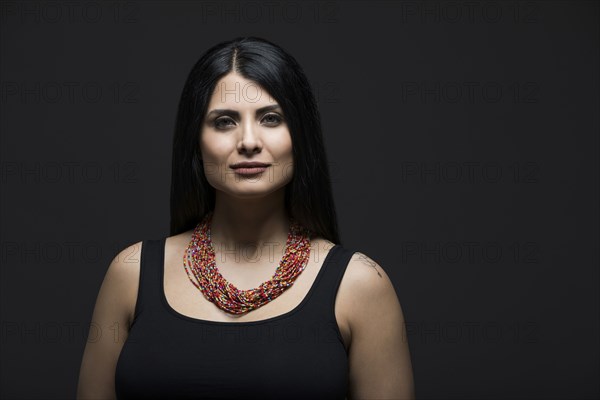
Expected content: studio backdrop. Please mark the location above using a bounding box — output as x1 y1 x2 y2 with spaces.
1 1 598 399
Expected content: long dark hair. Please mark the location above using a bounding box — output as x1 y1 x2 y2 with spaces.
169 36 340 244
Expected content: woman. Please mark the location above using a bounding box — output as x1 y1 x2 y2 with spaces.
77 37 415 399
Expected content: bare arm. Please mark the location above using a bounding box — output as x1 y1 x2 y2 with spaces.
76 241 142 399
345 252 416 400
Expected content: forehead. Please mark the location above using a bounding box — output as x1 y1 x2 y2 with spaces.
208 72 278 109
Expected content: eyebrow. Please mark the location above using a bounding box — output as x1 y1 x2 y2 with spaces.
205 104 282 119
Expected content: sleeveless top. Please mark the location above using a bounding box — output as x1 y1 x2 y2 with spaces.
115 238 355 399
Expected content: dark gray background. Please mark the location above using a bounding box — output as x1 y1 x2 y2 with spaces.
1 1 598 399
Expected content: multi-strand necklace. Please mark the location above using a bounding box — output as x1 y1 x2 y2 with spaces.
182 211 312 315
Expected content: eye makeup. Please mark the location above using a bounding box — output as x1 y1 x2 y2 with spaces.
207 106 285 130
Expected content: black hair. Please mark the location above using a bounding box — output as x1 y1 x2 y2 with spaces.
169 36 340 244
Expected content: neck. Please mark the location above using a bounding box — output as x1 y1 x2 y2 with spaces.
208 187 290 263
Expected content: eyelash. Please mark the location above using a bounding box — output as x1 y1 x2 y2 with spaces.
212 113 283 130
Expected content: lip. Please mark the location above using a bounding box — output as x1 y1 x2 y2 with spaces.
233 166 269 175
230 162 271 169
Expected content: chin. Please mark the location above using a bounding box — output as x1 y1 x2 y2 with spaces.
223 182 288 198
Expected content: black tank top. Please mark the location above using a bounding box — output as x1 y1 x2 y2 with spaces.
115 238 355 399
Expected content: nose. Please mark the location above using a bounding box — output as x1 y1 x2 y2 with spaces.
237 118 262 154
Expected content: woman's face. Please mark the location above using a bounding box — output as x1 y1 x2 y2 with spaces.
199 72 293 198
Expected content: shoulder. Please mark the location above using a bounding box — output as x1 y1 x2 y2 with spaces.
314 240 391 293
344 251 393 294
164 230 194 258
77 240 145 398
340 251 415 398
102 240 144 327
107 240 143 274
111 240 144 265
338 250 401 325
309 236 336 261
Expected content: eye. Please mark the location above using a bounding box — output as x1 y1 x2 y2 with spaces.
262 113 283 126
213 117 236 130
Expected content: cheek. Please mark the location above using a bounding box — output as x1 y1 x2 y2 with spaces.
271 133 293 179
271 131 293 158
200 133 233 161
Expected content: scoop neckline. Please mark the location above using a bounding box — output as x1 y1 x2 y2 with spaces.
159 238 340 326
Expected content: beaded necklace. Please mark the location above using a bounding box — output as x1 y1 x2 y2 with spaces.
182 211 312 315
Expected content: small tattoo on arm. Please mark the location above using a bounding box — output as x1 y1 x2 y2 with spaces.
354 252 382 278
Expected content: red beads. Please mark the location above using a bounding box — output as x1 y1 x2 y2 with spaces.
182 212 312 315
